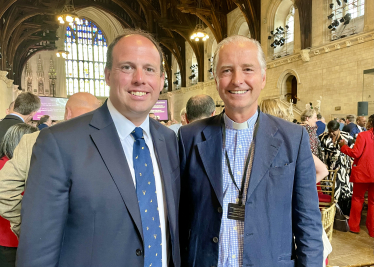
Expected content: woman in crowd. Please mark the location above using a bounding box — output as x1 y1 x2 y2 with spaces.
319 120 354 215
37 115 52 130
339 114 374 237
0 123 38 267
300 109 322 159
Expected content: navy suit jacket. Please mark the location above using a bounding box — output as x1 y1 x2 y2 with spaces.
17 101 181 267
350 124 366 138
342 122 355 134
178 111 323 267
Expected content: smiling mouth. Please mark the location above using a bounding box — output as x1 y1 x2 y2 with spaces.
229 90 248 94
130 91 148 96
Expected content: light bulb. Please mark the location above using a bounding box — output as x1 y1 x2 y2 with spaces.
203 37 207 41
56 53 60 57
195 38 199 41
197 32 204 38
66 15 73 22
190 35 194 39
206 35 209 39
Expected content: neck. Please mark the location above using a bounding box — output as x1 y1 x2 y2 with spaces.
225 106 257 123
10 112 28 123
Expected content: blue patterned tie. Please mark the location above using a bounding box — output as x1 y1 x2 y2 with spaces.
131 127 162 267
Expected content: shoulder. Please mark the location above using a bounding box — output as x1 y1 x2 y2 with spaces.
150 119 176 138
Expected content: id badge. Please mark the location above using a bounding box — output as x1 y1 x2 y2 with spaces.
227 203 245 221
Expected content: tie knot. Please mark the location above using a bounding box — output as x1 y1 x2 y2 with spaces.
131 127 144 140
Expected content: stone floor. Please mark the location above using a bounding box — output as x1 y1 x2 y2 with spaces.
328 210 374 267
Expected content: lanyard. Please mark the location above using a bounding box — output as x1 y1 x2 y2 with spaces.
221 109 260 206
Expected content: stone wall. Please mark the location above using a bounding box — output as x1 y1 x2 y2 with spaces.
0 71 19 119
163 0 374 123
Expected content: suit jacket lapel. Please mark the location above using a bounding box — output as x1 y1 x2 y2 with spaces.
150 120 176 237
246 112 283 200
196 115 223 207
89 102 143 241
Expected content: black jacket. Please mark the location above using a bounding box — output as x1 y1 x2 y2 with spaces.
0 115 23 143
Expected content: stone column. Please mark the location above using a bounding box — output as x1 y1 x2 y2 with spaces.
364 0 374 32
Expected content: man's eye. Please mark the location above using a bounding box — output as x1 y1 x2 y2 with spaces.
222 69 231 73
146 67 155 72
244 68 253 72
121 65 132 70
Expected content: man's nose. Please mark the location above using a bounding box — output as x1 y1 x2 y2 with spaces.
231 70 244 87
132 69 144 85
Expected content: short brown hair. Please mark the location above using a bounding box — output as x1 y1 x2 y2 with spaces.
105 29 164 74
13 92 41 115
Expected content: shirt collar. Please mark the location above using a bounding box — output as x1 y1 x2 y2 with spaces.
224 109 258 130
107 98 150 140
9 113 24 122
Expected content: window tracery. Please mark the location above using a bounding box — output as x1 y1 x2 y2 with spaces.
65 18 109 97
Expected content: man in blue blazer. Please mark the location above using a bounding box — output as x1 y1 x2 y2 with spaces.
179 36 323 267
17 30 180 267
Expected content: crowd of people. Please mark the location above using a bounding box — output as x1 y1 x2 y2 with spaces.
0 28 371 267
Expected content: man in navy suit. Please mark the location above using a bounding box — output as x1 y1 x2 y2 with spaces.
179 36 323 267
350 116 367 138
17 29 180 267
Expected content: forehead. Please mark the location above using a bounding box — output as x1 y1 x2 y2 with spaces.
113 35 160 61
218 41 258 63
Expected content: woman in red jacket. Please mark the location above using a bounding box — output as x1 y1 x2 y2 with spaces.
0 123 37 267
339 114 374 237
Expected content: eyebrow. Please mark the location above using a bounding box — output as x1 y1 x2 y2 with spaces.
219 64 255 69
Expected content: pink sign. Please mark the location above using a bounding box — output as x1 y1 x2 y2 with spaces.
33 97 68 121
150 100 168 121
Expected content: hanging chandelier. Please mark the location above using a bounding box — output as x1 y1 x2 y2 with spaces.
190 24 209 42
189 0 209 42
56 50 69 59
57 0 80 25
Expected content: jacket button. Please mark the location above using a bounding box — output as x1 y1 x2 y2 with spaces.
218 207 222 213
136 249 142 256
213 237 219 243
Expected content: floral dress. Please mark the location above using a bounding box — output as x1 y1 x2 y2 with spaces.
302 124 322 159
319 131 354 215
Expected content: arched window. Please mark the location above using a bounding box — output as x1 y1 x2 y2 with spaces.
331 0 364 20
285 6 295 43
65 18 109 97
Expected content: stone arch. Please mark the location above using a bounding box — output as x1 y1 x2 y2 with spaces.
277 69 301 102
229 14 248 37
76 7 124 44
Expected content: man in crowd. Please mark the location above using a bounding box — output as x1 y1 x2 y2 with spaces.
0 92 100 236
350 115 367 138
17 29 180 267
316 113 326 136
339 117 346 130
5 101 14 116
179 35 322 266
342 114 356 133
0 92 40 143
168 108 187 134
185 94 216 124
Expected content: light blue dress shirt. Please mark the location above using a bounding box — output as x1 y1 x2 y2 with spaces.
218 110 258 267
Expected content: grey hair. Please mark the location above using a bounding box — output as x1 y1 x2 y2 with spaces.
0 123 38 159
13 92 41 115
186 94 216 123
105 28 164 75
213 35 266 79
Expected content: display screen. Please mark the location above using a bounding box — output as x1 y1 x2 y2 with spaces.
150 100 168 121
33 97 68 121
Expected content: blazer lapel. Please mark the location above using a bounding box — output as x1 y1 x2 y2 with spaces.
246 112 283 200
196 115 223 207
89 102 143 241
150 120 176 238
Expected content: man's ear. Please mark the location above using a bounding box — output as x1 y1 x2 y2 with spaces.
104 67 111 86
211 110 216 117
65 107 72 121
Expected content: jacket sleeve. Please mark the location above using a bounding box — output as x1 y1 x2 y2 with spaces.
16 128 70 267
340 133 365 159
293 127 323 266
0 133 36 237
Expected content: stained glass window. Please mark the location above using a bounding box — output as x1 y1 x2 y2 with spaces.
65 18 109 97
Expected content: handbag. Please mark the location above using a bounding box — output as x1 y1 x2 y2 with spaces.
333 203 350 232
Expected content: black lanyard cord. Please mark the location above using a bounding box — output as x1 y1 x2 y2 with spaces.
221 109 260 206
